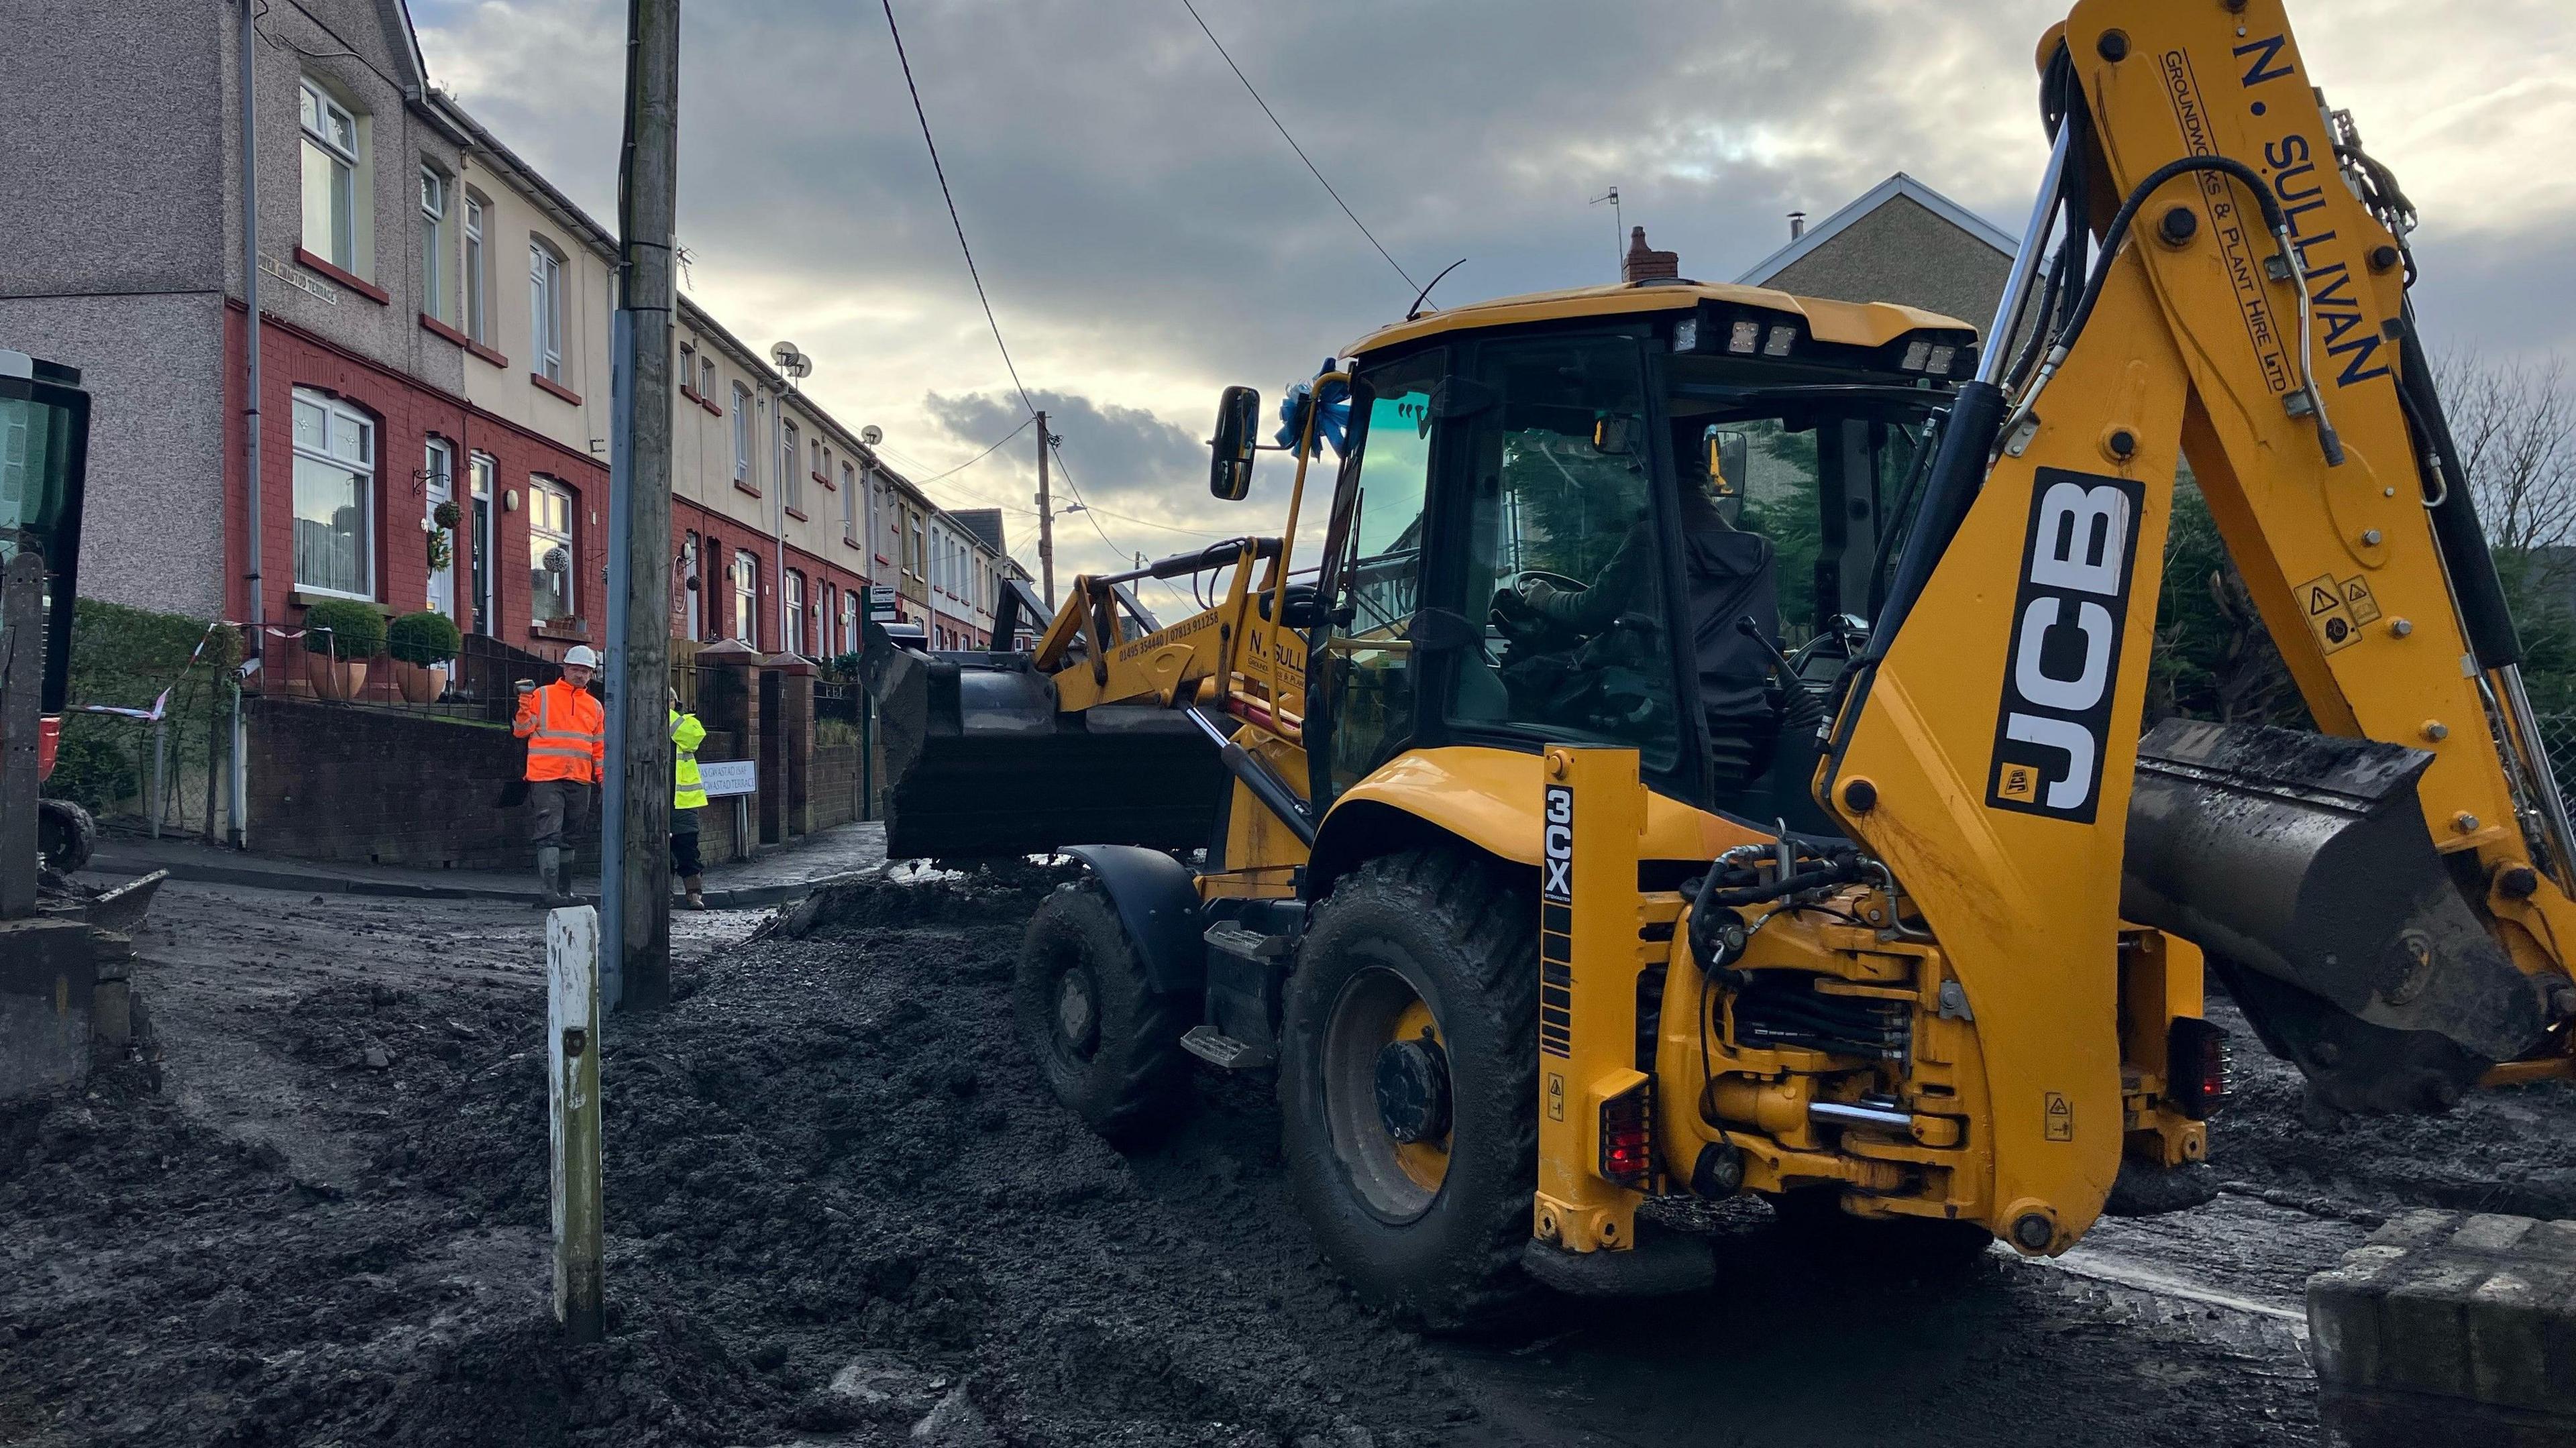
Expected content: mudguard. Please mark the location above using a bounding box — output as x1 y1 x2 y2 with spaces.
1062 844 1205 995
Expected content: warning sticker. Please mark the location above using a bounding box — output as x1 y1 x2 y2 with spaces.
1996 761 2038 803
2298 572 2363 655
1547 1072 1566 1123
2043 1091 2074 1143
2341 577 2382 626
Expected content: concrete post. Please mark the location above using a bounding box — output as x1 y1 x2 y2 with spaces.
547 905 604 1343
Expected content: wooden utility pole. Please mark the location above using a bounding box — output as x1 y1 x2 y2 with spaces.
601 0 680 1011
1034 410 1054 604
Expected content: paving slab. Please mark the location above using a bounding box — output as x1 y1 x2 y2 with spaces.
2308 1208 2576 1446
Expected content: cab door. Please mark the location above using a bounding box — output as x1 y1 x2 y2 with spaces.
1307 348 1450 805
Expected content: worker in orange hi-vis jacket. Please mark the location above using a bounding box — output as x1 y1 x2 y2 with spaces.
513 644 604 907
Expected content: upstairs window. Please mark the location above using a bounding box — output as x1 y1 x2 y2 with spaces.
700 356 716 400
678 342 696 396
529 477 576 622
731 383 754 480
529 239 566 381
419 168 448 320
840 462 857 537
290 388 374 598
299 79 360 271
781 421 802 513
463 192 490 342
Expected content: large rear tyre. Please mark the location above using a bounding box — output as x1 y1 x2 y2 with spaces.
1014 881 1193 1149
1281 848 1541 1332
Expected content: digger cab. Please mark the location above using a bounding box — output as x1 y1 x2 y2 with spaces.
1300 283 1974 838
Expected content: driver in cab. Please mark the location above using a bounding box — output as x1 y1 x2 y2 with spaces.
1506 446 1781 736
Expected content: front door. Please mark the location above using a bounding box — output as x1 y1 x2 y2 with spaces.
468 453 496 635
424 439 458 620
1309 348 1448 805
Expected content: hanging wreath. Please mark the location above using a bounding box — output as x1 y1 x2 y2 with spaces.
426 527 453 573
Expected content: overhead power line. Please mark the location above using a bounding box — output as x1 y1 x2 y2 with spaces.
1177 0 1417 294
906 414 1034 486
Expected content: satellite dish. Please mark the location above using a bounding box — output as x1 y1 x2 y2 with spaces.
860 425 883 446
769 341 812 379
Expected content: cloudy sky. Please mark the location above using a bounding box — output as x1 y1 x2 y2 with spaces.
411 0 2575 601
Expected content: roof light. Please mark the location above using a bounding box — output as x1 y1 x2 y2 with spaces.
1672 317 1700 353
1729 319 1763 355
1900 339 1932 372
1927 344 1958 376
1762 325 1797 358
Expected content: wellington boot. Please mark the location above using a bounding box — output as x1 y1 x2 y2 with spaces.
556 847 578 903
683 875 706 911
534 847 569 908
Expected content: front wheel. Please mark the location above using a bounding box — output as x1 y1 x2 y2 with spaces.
1280 848 1540 1331
1014 881 1193 1148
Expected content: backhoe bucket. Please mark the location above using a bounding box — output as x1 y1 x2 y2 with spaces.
861 638 1223 860
2123 718 2556 1113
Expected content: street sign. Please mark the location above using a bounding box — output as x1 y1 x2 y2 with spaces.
697 760 757 797
869 585 899 618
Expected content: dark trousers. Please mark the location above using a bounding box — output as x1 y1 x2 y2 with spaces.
670 818 702 878
529 779 594 849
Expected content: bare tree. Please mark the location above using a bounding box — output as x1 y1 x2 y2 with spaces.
2437 351 2576 586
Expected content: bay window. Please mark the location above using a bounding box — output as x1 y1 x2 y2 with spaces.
290 388 374 598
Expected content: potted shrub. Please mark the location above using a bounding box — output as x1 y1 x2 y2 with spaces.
386 609 464 704
301 599 386 701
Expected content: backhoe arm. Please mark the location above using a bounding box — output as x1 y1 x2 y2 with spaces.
1817 0 2573 1242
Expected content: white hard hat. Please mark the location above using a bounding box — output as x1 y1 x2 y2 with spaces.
561 645 600 667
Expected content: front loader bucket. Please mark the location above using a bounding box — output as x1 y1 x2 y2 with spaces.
861 638 1223 860
2123 718 2556 1113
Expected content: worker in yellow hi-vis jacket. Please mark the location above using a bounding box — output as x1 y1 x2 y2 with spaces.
670 688 708 910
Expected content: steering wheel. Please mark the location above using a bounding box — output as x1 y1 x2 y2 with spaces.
1512 569 1588 595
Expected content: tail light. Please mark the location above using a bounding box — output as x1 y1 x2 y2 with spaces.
38 716 60 783
2167 1016 2229 1121
1599 1080 1655 1189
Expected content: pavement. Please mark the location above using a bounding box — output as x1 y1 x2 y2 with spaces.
83 819 890 910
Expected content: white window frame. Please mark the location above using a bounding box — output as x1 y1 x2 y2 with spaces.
288 387 376 599
678 342 696 395
529 239 566 382
781 421 802 514
840 462 857 539
463 193 488 342
419 168 448 321
529 476 576 622
731 549 759 644
700 356 716 399
731 383 754 482
785 569 806 656
299 78 361 271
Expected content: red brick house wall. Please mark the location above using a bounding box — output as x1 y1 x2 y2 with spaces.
672 496 877 660
223 305 609 661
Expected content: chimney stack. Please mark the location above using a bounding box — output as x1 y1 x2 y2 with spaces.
1788 211 1807 240
1621 225 1680 284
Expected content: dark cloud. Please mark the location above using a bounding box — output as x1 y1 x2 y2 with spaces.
415 0 2573 593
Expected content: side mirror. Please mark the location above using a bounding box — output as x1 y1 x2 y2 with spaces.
1210 386 1261 500
1705 427 1751 524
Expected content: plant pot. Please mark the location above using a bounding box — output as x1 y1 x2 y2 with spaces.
393 660 449 704
306 653 371 702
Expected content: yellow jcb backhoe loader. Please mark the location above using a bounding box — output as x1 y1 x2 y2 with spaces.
861 0 2576 1326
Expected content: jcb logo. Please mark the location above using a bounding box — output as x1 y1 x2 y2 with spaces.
1988 469 2144 824
1542 785 1573 901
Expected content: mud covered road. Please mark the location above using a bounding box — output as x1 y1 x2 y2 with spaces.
3 873 2571 1446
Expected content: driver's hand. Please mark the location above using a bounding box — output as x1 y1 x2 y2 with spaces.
1515 575 1562 610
